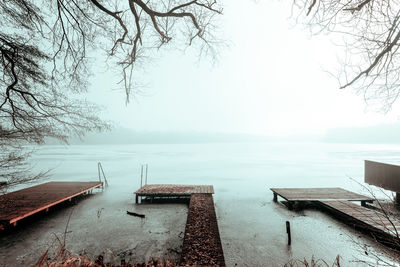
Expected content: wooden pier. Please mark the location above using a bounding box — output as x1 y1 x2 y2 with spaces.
134 184 225 266
271 187 373 209
134 184 214 203
270 187 400 248
319 200 400 247
320 201 400 235
180 194 225 266
0 181 102 227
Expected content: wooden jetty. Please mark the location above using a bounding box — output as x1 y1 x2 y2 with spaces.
180 194 225 266
270 187 373 209
320 201 400 236
134 184 214 203
0 181 102 227
134 184 225 266
270 187 400 248
320 200 400 247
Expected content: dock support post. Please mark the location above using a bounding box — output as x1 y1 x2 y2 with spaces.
286 221 291 245
273 192 278 202
135 194 139 204
287 201 294 210
396 193 400 208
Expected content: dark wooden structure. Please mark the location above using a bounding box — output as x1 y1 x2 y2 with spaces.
320 200 400 247
320 201 400 236
134 184 214 203
134 184 225 266
180 194 225 266
0 181 102 227
270 187 400 248
365 160 400 205
270 187 373 209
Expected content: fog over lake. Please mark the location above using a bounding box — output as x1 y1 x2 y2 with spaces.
3 0 400 266
1 142 399 266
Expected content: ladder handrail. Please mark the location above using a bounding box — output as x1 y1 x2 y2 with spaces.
145 164 148 185
140 165 143 188
98 162 109 187
140 164 148 188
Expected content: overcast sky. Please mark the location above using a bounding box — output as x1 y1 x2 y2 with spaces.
85 0 400 136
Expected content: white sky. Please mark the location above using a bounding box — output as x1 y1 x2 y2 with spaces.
85 0 400 136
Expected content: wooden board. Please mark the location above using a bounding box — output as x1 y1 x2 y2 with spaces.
0 181 102 225
365 160 400 192
135 184 214 195
270 187 372 201
320 200 400 237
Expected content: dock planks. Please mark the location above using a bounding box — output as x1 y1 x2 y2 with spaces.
180 194 225 266
0 181 102 226
134 184 214 195
320 201 400 238
271 187 400 248
135 184 225 266
270 187 373 202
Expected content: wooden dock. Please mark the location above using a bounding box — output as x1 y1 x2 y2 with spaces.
271 187 373 209
0 181 102 227
271 187 400 248
320 201 400 236
320 200 400 247
135 184 225 266
134 184 214 203
180 194 225 266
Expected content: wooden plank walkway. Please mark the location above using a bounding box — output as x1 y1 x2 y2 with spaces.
134 184 214 203
320 201 400 238
135 184 225 266
270 187 373 202
180 194 225 266
271 187 400 248
135 184 214 195
0 181 102 227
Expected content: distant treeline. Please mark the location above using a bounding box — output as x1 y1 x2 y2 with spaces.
44 124 400 145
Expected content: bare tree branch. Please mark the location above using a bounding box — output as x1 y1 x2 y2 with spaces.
294 0 400 111
0 0 222 188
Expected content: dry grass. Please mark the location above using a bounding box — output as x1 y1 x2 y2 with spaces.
284 256 341 267
36 246 178 267
35 238 342 267
34 231 178 267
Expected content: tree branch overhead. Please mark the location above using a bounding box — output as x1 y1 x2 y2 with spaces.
296 0 400 111
0 0 222 189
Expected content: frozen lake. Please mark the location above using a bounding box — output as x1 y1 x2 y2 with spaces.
1 142 400 266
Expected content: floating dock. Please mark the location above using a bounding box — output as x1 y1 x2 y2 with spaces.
134 184 225 266
0 181 102 227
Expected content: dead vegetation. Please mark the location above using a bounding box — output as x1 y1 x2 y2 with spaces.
35 237 179 267
180 193 224 266
284 256 341 267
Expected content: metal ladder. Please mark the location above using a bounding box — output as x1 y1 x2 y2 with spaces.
98 162 109 188
140 164 148 188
